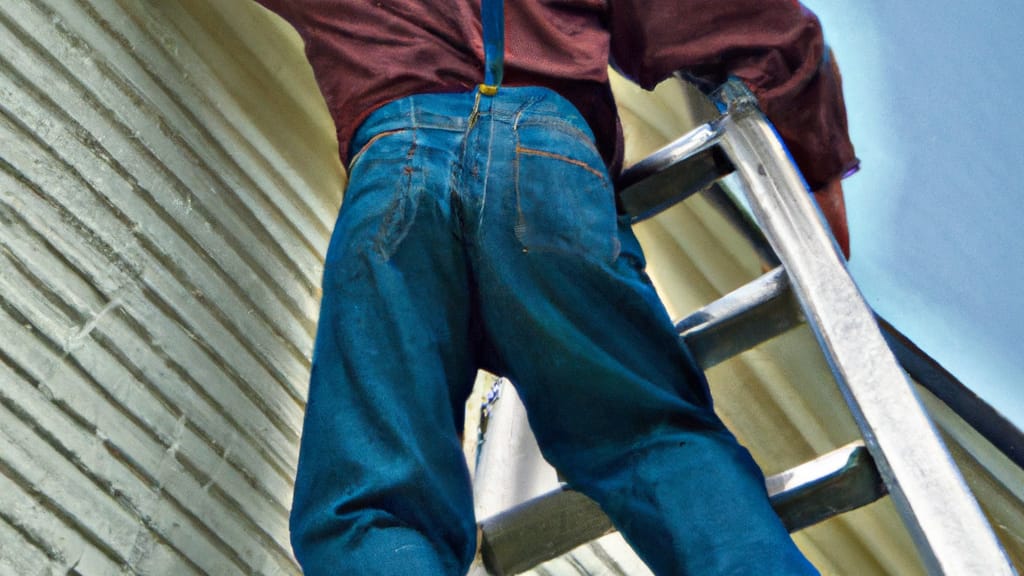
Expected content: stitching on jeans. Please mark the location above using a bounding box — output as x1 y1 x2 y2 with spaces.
348 128 407 172
477 113 497 231
373 116 419 261
512 108 528 248
515 146 607 180
515 117 594 143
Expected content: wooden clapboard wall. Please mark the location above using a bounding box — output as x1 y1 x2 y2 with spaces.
0 1 341 573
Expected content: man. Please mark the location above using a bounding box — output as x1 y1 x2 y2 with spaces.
254 1 858 574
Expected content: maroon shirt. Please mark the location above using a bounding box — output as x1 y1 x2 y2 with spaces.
255 0 857 189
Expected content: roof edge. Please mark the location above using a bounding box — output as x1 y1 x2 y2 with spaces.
877 315 1024 470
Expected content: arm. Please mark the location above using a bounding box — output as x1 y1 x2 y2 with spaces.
813 178 849 259
610 0 857 257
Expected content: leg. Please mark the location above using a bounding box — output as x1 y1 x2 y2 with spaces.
289 127 477 575
471 95 817 575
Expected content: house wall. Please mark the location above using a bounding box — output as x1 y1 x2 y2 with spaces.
0 1 341 573
2 2 1020 575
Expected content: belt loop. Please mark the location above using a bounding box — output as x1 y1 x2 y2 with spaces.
480 0 504 96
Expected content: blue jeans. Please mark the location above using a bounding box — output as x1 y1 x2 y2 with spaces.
290 86 817 575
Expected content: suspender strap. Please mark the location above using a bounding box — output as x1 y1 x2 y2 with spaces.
480 0 504 95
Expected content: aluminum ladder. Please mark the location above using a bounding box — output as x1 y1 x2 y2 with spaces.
475 79 1016 575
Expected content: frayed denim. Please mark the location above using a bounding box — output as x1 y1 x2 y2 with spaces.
289 86 817 576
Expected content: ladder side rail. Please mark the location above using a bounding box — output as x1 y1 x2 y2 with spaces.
715 81 1015 576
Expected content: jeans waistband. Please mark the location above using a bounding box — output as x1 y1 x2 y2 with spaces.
348 86 596 165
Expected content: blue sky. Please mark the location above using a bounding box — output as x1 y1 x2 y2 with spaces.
801 1 1024 427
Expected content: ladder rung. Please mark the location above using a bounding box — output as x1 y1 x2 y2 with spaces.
479 488 613 576
616 121 734 222
479 441 884 575
677 266 802 369
769 441 886 532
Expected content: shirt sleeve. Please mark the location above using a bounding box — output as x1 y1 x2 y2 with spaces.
609 0 858 189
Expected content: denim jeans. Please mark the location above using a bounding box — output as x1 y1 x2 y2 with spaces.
289 86 817 576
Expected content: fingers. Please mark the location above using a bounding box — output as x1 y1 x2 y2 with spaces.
812 178 850 260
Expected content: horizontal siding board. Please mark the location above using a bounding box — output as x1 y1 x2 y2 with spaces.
43 0 329 299
0 158 299 485
2 0 319 382
0 179 297 530
76 0 327 283
0 0 326 572
0 396 165 572
0 504 65 569
0 310 288 575
0 199 294 522
0 462 207 576
0 100 301 476
127 0 337 248
176 0 347 216
0 26 317 420
105 0 337 243
0 22 308 442
0 287 237 572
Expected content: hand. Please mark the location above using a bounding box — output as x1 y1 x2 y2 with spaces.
812 178 850 260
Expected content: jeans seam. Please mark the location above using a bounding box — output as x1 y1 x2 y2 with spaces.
514 146 607 181
477 114 497 232
372 108 420 261
347 128 408 174
514 117 595 144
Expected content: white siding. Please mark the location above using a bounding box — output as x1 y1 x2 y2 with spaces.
2 1 1021 575
0 1 343 573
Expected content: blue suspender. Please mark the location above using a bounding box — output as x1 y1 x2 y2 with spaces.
480 0 504 95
